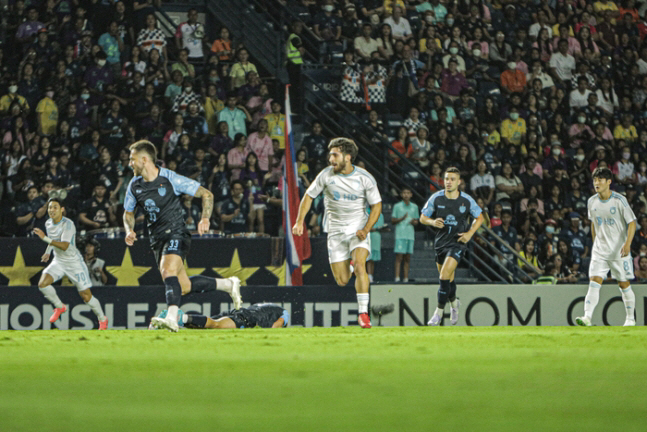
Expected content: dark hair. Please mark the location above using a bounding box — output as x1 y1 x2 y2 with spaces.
129 140 158 161
328 137 358 161
445 166 461 178
47 197 64 208
231 179 244 189
592 167 613 181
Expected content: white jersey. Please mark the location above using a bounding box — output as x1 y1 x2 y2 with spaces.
45 217 84 264
587 192 636 260
306 165 382 235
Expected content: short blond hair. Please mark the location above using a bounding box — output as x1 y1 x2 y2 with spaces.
328 137 358 161
129 140 157 161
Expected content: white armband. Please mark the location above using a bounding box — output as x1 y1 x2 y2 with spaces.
42 236 53 244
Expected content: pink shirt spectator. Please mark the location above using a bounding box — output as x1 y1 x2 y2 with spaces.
245 132 273 171
552 37 581 56
568 123 594 148
519 162 544 179
467 40 489 56
246 97 273 130
227 146 248 180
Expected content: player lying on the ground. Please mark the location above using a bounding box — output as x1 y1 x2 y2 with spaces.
576 167 637 327
123 140 242 333
33 198 109 329
151 303 289 329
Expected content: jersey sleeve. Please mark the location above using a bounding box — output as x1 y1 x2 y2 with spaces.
305 168 329 198
60 220 76 243
465 193 482 218
587 197 592 220
365 179 382 206
421 194 437 218
618 195 636 225
391 203 401 219
162 168 201 196
124 177 137 212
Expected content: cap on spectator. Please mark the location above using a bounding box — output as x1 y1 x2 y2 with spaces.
505 4 515 10
570 212 580 220
345 3 355 10
545 219 558 226
595 145 606 151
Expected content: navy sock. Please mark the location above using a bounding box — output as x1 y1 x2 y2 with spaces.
189 275 217 293
437 279 451 309
448 280 457 302
184 314 207 329
164 276 182 306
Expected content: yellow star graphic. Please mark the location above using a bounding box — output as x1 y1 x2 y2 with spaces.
213 248 259 286
184 259 206 277
0 246 43 286
266 260 312 286
106 248 151 286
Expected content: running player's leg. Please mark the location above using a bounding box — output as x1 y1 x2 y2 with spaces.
352 247 371 328
158 253 185 330
71 262 107 328
429 256 459 326
612 257 635 326
38 270 66 322
182 265 242 309
328 232 352 286
330 260 352 286
577 258 608 326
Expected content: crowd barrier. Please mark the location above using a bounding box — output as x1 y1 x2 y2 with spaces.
1 284 644 329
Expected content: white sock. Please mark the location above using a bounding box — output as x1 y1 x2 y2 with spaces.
85 296 106 320
403 278 409 282
167 305 179 322
620 286 635 320
434 307 444 316
40 285 63 308
216 278 233 292
395 277 400 282
584 281 601 319
357 293 369 314
368 274 374 283
450 299 459 309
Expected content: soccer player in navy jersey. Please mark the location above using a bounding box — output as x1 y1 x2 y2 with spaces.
123 140 242 332
420 167 485 326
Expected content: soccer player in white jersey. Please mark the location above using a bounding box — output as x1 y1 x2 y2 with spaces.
32 198 108 329
292 138 382 328
576 167 637 326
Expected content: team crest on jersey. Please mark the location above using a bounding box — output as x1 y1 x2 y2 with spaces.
459 204 466 214
610 207 616 214
158 186 166 197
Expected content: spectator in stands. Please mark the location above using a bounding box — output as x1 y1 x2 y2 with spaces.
246 119 273 172
265 101 286 149
377 23 395 61
383 5 412 42
501 59 526 94
239 152 266 234
172 49 195 79
302 121 327 168
410 126 431 169
211 27 235 62
161 113 186 159
550 39 577 86
84 240 108 286
175 8 206 64
470 159 495 207
228 133 248 181
569 76 593 110
313 0 342 45
209 152 230 213
137 14 168 63
517 238 539 282
79 183 116 230
99 21 124 76
392 187 418 282
440 59 468 99
389 126 412 165
15 185 47 236
614 114 638 142
355 23 380 61
220 180 252 234
495 161 524 203
219 94 251 140
501 107 526 148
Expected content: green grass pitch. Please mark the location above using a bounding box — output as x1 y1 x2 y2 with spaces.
1 327 646 432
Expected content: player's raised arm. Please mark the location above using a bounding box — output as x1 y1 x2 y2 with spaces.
194 186 214 235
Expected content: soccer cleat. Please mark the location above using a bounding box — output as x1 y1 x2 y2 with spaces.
151 317 179 332
575 316 592 327
229 276 242 310
358 313 371 328
427 313 442 326
49 305 67 323
450 300 461 326
98 317 109 330
624 319 636 326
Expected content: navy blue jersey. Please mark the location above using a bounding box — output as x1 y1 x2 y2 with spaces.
214 303 289 328
124 167 200 244
421 190 482 250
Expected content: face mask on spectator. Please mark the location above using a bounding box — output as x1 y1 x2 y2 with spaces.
209 76 219 83
446 18 454 26
81 93 90 100
575 154 585 161
551 140 560 146
623 152 631 159
508 62 516 69
97 59 106 67
578 116 586 123
185 86 193 93
509 112 519 120
9 85 17 93
323 5 334 12
546 226 555 234
472 49 481 57
449 47 458 55
641 252 647 256
552 148 561 156
592 119 599 125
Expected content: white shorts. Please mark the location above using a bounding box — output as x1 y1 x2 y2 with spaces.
327 231 371 264
589 256 634 282
44 259 92 291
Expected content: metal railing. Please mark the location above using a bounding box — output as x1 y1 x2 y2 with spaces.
301 69 541 283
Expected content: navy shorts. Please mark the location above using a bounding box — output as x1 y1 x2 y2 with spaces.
435 244 467 265
152 233 191 267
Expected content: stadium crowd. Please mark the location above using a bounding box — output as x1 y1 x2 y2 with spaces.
282 0 647 282
3 0 647 283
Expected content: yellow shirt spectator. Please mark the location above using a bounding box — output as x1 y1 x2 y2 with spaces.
552 23 575 37
229 62 258 89
204 96 224 135
487 130 501 146
0 94 29 114
614 124 638 142
265 112 286 149
384 0 406 15
419 37 442 53
501 117 527 146
518 251 539 269
594 1 619 23
36 97 58 136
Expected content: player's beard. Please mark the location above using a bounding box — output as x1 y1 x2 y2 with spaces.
332 160 345 173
